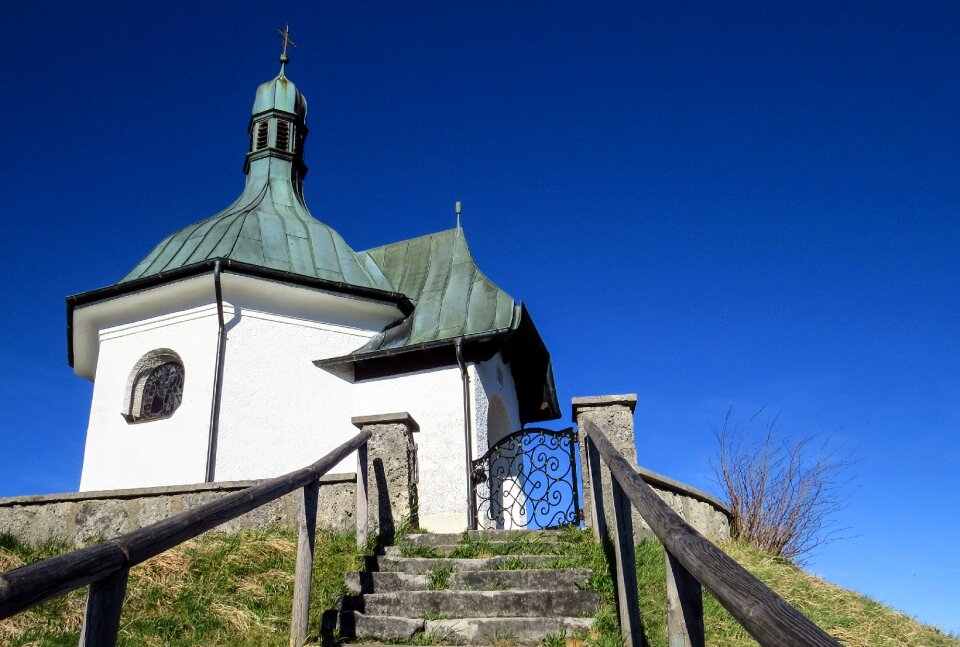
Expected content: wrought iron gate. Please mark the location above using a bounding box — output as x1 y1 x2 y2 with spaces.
471 427 582 529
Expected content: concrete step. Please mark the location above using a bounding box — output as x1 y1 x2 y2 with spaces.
344 612 423 641
346 567 593 593
404 530 563 546
362 589 600 618
346 612 594 645
452 568 592 591
377 555 559 574
345 571 429 594
425 616 595 645
385 543 562 557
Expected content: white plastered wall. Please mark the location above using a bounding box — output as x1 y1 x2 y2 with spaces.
333 351 522 533
78 274 398 491
79 305 218 490
471 352 522 451
469 352 524 529
76 272 527 535
213 307 379 480
348 365 469 532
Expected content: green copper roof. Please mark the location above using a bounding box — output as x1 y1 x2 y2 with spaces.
75 67 558 421
357 227 519 349
120 71 390 291
253 74 307 119
120 159 391 290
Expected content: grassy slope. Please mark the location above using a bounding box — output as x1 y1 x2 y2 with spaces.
1 529 956 647
0 529 357 647
631 540 958 647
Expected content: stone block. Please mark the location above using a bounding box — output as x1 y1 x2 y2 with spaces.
352 412 419 540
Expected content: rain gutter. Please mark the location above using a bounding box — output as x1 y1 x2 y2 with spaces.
205 260 226 483
455 336 478 530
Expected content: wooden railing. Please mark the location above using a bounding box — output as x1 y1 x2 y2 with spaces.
581 420 841 647
0 430 372 647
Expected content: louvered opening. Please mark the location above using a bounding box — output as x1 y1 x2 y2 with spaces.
276 121 291 152
255 121 269 150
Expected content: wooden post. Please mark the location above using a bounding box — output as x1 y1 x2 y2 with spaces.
356 443 369 550
584 436 608 541
611 476 646 647
290 479 320 647
583 421 841 647
78 567 129 647
0 431 371 623
665 549 705 647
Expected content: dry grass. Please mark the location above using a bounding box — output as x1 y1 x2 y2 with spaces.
625 538 958 647
722 542 957 647
0 527 357 647
713 410 848 562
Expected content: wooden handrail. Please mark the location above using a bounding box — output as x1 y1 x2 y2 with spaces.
0 430 370 621
582 419 840 647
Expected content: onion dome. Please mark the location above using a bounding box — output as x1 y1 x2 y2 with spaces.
252 74 307 122
119 68 391 291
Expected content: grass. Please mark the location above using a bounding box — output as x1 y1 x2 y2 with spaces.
428 564 454 590
631 539 960 647
0 528 357 647
2 526 957 646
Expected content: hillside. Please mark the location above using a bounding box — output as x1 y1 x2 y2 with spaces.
1 528 955 647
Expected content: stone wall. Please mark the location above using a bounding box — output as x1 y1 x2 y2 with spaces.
634 465 731 541
0 474 356 547
574 394 731 543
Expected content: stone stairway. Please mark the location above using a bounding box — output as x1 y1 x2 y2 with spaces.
339 529 600 645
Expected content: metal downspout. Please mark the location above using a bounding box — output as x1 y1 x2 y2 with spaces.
455 337 478 530
205 260 226 483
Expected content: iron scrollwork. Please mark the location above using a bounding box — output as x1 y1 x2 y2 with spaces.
472 427 581 530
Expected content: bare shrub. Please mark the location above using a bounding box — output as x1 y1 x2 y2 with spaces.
712 409 849 562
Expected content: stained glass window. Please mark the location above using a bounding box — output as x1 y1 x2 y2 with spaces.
138 361 184 420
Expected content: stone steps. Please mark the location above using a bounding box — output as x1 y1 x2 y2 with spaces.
337 529 596 645
346 612 595 644
376 554 559 573
363 589 599 618
404 530 564 546
425 616 595 645
346 567 592 594
383 544 561 557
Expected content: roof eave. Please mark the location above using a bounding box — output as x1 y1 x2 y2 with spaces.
314 304 561 425
66 258 414 367
313 327 513 368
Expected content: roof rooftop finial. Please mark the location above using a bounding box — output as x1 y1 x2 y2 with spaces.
455 201 462 228
276 24 297 77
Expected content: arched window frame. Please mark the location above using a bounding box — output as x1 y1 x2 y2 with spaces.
121 349 185 423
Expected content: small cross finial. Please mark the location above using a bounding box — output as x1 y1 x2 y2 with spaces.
276 24 297 72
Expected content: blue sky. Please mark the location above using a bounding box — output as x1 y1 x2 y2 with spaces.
0 0 958 636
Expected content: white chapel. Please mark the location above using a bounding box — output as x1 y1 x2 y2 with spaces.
66 57 559 531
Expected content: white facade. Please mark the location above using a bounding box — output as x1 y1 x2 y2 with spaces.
75 271 524 532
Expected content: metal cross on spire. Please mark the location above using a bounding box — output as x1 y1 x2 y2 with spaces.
276 24 297 74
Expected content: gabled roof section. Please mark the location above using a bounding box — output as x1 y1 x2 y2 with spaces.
332 226 562 423
357 226 519 349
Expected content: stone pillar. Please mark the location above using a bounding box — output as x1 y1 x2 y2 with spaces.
352 413 419 541
573 394 638 537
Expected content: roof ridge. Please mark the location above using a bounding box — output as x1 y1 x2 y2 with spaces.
359 226 461 255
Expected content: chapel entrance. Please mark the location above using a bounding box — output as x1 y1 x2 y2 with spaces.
470 427 582 530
